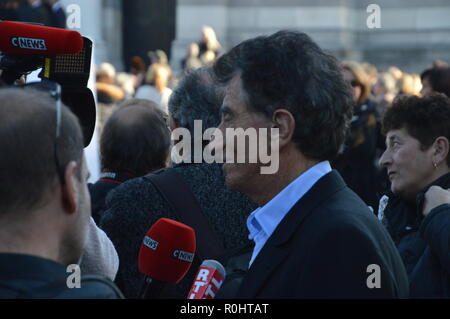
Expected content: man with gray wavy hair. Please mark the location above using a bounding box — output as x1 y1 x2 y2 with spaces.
213 30 409 298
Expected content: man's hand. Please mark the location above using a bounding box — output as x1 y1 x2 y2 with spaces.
422 186 450 216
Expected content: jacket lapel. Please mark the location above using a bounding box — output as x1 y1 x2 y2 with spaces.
237 170 347 298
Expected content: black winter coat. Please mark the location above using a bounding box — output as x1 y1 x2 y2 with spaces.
101 163 257 298
333 100 380 210
0 254 123 299
379 172 450 298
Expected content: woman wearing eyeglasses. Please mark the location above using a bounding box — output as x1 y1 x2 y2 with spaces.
333 61 380 211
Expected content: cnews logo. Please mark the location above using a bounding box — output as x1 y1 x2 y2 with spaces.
11 37 47 50
143 236 159 251
173 250 194 263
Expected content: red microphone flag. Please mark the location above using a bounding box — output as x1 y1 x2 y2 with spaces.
138 218 196 284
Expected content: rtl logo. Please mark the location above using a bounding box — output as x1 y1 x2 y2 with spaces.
187 266 224 299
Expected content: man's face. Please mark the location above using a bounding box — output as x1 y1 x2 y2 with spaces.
379 128 435 200
217 74 272 193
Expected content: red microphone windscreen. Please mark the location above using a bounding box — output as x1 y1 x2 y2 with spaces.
0 21 83 55
138 218 196 284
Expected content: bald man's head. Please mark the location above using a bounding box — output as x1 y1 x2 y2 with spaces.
100 98 171 176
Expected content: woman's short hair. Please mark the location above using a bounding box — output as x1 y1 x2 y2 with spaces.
383 93 450 166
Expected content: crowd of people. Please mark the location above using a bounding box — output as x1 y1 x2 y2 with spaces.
95 30 450 216
94 26 222 132
1 23 450 299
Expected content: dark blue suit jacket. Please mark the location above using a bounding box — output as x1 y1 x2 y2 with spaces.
237 170 409 298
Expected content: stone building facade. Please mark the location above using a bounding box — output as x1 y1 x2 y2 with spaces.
173 0 450 73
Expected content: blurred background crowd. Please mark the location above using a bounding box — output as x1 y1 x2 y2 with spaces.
2 0 450 212
94 46 450 212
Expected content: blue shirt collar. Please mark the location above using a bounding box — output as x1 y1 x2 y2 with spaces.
247 161 332 241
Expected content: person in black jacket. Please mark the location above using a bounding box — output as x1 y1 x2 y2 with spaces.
333 61 380 211
378 93 450 298
0 88 122 299
213 30 409 298
100 67 257 298
89 98 171 224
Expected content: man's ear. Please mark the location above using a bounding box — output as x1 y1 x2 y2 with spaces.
432 136 450 167
272 109 296 149
61 161 80 215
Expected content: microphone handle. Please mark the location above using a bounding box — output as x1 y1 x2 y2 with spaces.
140 277 166 299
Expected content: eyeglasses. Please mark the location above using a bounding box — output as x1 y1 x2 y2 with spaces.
21 82 66 184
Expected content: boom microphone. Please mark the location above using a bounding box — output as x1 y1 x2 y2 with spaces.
138 218 196 299
0 21 83 55
187 259 226 299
